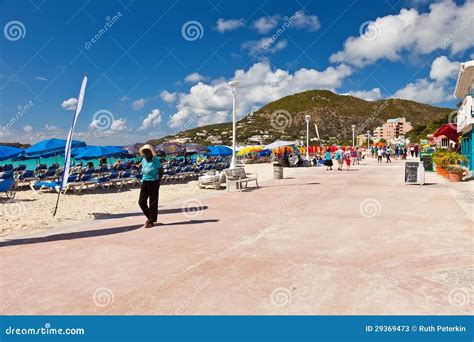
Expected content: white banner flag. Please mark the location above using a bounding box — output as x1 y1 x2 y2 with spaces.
60 76 87 191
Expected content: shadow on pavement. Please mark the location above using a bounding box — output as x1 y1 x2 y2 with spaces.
0 224 143 248
92 206 209 220
0 217 220 248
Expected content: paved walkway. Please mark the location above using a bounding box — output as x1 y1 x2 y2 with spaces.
1 158 472 314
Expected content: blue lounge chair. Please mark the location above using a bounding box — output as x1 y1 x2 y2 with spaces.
33 174 78 193
0 178 16 199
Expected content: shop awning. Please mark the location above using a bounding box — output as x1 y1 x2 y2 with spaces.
433 124 460 142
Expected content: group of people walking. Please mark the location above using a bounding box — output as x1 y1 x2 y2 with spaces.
323 147 362 171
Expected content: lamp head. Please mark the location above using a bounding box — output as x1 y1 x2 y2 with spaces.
305 114 311 123
228 81 239 94
351 124 356 130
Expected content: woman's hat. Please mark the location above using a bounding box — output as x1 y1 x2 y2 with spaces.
139 144 157 156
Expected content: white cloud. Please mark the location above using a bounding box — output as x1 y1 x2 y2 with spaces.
44 124 62 133
393 55 459 104
343 88 382 101
168 62 352 128
215 18 244 33
330 0 474 67
160 90 177 103
429 56 460 82
393 78 450 104
252 15 280 34
23 125 32 133
61 97 77 111
35 76 47 81
132 98 146 111
242 37 288 57
185 72 206 83
291 10 320 32
89 117 128 136
140 109 162 130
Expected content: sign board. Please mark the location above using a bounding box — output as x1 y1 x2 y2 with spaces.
420 153 433 171
405 162 419 183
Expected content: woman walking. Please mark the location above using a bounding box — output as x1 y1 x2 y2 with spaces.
138 144 163 228
324 148 333 171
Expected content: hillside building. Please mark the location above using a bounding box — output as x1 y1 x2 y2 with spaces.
372 117 413 142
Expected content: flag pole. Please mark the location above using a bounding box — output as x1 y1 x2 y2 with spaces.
53 76 88 217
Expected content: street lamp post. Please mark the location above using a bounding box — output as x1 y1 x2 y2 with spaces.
305 115 311 160
351 124 356 147
229 80 239 169
367 130 371 153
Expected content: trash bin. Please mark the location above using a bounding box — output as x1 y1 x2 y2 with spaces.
273 162 283 179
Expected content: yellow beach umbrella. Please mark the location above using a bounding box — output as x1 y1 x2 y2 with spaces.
237 146 263 156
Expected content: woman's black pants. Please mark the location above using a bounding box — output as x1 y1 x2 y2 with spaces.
138 180 160 223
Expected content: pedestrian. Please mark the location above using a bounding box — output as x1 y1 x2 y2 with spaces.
345 151 351 170
414 144 419 158
138 144 163 228
386 147 392 163
410 146 415 158
324 148 333 171
335 147 344 171
377 148 383 163
394 145 399 159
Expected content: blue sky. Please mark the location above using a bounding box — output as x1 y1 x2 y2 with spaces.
0 0 473 145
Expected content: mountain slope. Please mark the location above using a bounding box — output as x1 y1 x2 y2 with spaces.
148 90 453 145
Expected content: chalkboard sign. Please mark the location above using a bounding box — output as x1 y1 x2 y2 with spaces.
405 162 419 183
420 154 433 171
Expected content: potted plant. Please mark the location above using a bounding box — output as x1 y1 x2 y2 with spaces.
447 165 464 182
432 150 448 175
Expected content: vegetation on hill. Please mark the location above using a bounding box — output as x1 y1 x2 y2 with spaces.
147 89 453 146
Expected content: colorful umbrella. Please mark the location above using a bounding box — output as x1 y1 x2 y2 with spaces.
184 143 209 154
237 146 263 155
155 142 185 155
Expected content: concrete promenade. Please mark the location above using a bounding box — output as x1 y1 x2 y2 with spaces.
0 158 472 315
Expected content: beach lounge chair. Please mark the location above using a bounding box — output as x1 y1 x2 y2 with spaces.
224 168 258 192
198 171 226 190
0 171 13 179
0 178 16 199
17 170 37 188
2 164 13 172
33 175 79 193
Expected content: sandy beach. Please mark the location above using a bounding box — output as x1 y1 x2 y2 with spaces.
1 163 277 239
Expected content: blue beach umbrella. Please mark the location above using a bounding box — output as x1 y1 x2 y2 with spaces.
24 138 86 158
71 146 126 160
206 145 232 156
0 145 24 161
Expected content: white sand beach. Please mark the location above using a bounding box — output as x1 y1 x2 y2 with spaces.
1 163 276 239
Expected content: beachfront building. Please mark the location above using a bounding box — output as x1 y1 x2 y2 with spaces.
372 117 413 142
454 60 474 171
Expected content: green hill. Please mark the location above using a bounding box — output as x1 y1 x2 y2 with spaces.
148 90 453 146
